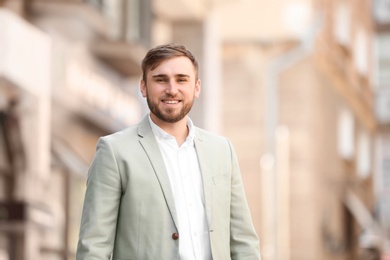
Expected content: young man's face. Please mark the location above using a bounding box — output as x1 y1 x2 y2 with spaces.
140 56 201 125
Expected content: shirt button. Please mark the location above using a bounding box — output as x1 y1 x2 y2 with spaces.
172 233 179 240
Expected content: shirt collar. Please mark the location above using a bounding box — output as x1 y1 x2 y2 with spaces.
148 114 195 143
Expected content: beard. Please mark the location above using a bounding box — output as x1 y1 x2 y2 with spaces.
146 93 194 123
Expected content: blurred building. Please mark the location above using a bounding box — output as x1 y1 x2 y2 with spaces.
373 0 390 256
0 0 219 259
0 0 148 259
0 0 387 260
216 0 381 259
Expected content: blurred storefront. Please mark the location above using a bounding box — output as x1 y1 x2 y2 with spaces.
0 1 148 258
0 0 219 259
0 8 53 260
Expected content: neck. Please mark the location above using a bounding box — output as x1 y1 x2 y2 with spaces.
150 114 189 146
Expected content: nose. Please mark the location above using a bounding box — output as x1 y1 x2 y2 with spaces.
165 80 178 95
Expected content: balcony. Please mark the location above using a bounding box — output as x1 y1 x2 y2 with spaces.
29 0 149 77
90 0 150 76
29 0 108 36
91 40 147 76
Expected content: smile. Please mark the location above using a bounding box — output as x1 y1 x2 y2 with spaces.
163 100 180 104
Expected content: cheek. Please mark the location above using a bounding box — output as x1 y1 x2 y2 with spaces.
144 87 160 99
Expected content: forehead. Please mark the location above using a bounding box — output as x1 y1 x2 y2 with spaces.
147 56 196 77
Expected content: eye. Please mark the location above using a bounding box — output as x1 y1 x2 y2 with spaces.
177 78 188 83
155 78 167 83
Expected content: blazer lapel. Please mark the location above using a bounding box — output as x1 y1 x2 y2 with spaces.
137 116 179 230
194 130 213 230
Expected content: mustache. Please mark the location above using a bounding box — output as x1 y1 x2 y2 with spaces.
161 94 182 99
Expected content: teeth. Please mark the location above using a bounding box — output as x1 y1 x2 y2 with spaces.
164 100 178 104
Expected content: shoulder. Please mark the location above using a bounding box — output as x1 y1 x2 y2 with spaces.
194 127 233 148
100 124 140 146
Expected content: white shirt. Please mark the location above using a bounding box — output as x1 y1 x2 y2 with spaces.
149 116 212 260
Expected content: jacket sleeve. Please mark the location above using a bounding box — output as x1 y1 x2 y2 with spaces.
228 139 262 260
76 137 122 260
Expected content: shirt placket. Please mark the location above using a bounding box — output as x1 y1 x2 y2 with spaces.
178 145 201 260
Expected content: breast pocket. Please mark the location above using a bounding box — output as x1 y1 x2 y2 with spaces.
212 174 231 201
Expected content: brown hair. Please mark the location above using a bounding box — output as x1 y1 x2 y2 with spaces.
141 43 199 82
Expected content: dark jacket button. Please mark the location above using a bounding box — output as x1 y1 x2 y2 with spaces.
172 233 179 240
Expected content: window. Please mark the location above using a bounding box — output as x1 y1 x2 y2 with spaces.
378 136 390 191
333 2 351 46
373 0 390 23
84 0 104 10
101 0 151 45
353 28 369 75
376 34 390 88
383 159 390 188
338 108 355 160
102 0 122 39
357 129 371 178
377 136 390 240
282 3 311 37
378 197 390 239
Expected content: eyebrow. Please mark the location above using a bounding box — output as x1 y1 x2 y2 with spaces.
176 74 190 78
151 74 190 79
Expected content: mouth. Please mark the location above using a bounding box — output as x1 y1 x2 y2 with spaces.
162 99 181 105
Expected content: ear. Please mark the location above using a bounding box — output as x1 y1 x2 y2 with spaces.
140 79 147 97
194 79 201 99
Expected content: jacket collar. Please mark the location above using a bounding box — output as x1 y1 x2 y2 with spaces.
137 116 179 230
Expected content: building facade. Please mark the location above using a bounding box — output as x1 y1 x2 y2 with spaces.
0 0 220 259
216 0 380 259
373 0 390 256
0 1 149 259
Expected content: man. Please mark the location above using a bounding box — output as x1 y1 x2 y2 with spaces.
76 43 261 259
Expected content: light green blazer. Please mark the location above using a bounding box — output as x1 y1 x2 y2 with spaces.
76 116 261 260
